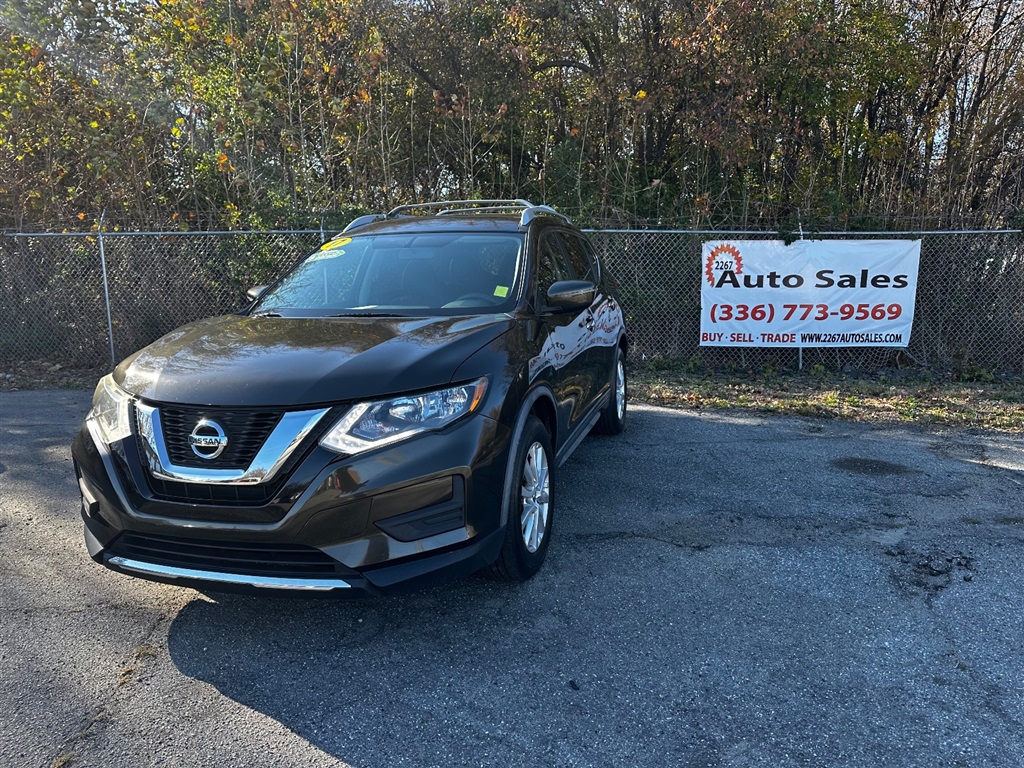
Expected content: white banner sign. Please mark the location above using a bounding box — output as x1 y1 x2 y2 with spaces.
700 239 920 347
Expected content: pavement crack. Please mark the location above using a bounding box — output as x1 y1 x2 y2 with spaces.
572 530 720 553
0 601 167 615
47 706 111 768
573 513 912 554
46 610 171 767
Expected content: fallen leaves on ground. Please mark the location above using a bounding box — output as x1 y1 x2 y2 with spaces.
632 367 1024 432
0 361 107 392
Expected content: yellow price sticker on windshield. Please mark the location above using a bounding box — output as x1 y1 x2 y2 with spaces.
320 237 352 251
493 285 509 298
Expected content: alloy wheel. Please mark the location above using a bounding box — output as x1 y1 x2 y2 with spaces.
520 441 550 553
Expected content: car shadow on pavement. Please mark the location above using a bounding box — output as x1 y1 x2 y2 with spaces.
165 568 712 768
164 405 1024 767
163 409 718 767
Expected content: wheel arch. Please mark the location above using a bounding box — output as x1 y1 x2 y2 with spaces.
498 385 557 527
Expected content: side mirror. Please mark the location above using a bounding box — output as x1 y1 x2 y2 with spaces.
246 285 268 301
546 280 596 312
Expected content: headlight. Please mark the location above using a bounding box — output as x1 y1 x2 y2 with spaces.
88 374 133 445
320 378 487 455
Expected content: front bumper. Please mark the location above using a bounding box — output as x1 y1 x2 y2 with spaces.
72 411 512 596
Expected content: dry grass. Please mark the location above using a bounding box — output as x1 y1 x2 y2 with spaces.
632 363 1024 432
0 361 106 391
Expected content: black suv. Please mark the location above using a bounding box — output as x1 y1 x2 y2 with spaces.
72 200 627 594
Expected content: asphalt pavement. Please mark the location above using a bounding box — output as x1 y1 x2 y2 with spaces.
1 389 1023 768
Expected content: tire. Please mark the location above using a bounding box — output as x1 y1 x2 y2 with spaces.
486 415 554 582
593 346 626 435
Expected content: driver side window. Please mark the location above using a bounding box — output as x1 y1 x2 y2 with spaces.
536 232 571 303
562 234 598 283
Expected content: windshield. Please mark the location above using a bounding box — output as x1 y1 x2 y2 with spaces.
251 232 523 317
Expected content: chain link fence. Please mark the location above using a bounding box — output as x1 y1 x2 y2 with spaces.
1 230 322 367
591 229 1024 374
2 228 1021 374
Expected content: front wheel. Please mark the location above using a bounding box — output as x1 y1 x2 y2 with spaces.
593 347 626 435
486 415 554 582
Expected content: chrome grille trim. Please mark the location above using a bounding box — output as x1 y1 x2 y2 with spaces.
135 403 331 485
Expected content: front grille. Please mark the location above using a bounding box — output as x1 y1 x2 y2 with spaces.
159 406 283 469
128 402 340 507
107 532 351 578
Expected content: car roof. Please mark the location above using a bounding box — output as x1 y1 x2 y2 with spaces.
342 214 527 237
334 200 579 241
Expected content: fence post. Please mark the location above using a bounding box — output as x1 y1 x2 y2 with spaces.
97 212 117 367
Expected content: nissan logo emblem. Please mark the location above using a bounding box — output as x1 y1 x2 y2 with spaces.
188 419 228 460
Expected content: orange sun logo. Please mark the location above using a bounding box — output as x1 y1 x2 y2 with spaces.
705 243 743 286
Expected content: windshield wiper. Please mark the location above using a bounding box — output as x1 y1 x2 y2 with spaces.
328 312 406 318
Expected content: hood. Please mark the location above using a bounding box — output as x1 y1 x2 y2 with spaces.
114 314 513 407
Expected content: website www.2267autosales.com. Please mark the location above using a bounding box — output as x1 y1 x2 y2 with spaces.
799 332 904 344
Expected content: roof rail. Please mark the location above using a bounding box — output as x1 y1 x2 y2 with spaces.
519 204 570 228
437 205 526 216
387 199 534 217
341 199 572 234
341 214 386 233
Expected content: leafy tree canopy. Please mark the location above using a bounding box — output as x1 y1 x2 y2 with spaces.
2 0 1022 230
